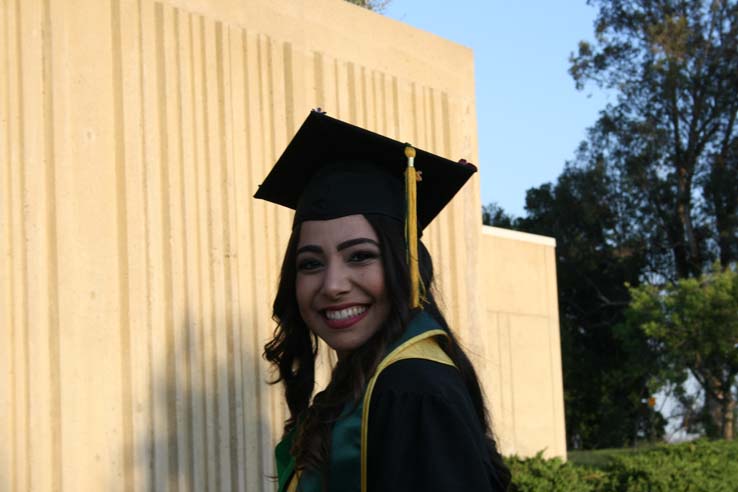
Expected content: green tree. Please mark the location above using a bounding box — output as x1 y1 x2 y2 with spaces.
564 0 738 441
483 0 738 445
570 0 738 279
482 202 515 228
626 264 738 440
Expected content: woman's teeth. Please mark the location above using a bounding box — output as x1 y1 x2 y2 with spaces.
325 305 367 320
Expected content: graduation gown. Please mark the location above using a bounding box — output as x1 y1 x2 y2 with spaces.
367 358 504 491
274 312 505 492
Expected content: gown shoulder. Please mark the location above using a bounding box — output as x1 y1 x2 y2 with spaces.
367 358 506 492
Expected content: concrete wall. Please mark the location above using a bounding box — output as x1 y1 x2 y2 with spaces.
478 226 567 458
0 0 564 490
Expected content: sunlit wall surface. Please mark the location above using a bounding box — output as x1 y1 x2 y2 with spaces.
480 226 566 459
0 0 564 490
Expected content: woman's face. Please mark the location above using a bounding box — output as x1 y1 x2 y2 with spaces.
295 214 390 359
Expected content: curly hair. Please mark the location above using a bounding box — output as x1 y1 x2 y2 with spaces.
263 214 511 489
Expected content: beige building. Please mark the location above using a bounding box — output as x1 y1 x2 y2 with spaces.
0 0 565 490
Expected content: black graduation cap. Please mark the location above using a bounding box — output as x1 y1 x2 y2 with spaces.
253 111 476 231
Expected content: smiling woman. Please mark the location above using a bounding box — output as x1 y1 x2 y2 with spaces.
295 215 390 359
256 111 511 492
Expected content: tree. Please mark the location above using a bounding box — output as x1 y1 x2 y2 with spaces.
626 264 738 440
482 202 516 228
564 0 738 441
570 0 738 279
481 0 738 445
343 0 391 12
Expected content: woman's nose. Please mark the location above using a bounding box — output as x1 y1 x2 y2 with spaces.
321 261 351 298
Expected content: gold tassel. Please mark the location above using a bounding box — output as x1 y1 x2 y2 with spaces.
404 145 420 309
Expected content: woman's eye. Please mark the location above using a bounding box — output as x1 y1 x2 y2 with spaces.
297 258 322 271
348 250 379 263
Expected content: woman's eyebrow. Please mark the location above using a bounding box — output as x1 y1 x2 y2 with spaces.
296 244 323 255
336 238 379 251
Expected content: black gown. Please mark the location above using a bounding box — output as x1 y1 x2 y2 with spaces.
367 358 506 492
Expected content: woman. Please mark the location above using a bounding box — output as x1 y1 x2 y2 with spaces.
256 111 511 492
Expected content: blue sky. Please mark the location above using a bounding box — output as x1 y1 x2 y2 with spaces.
384 1 612 217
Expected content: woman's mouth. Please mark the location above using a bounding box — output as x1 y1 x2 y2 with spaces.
323 305 369 329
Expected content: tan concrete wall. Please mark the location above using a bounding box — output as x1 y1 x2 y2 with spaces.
477 226 567 459
0 0 564 489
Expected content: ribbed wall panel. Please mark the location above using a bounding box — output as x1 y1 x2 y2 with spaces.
0 0 564 490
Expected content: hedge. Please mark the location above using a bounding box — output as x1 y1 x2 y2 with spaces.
505 439 738 492
506 452 607 492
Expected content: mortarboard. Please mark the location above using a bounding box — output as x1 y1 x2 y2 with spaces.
254 110 477 307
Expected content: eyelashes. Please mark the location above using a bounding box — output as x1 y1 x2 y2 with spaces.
297 258 323 271
296 249 380 272
348 250 379 262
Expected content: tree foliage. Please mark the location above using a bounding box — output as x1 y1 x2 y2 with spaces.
567 0 738 440
626 264 738 439
484 0 738 447
343 0 391 12
482 202 516 228
570 0 738 279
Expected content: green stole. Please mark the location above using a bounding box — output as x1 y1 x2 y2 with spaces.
274 311 455 492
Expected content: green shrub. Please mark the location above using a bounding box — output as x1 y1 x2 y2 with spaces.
506 452 608 492
605 439 738 492
507 440 738 492
568 446 648 470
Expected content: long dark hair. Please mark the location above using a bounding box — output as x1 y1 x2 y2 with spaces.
264 214 511 489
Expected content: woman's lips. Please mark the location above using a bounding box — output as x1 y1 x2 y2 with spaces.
322 305 369 329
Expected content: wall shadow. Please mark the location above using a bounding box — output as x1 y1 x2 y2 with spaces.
115 313 277 492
